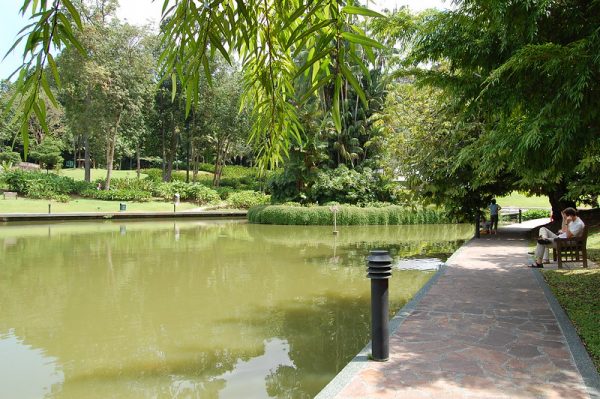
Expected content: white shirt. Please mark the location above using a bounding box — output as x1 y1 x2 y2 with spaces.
558 217 585 238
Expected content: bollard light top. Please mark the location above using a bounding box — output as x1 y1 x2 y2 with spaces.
367 249 392 264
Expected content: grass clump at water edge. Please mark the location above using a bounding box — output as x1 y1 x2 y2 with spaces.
248 204 456 225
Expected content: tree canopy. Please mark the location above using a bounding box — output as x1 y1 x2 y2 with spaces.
7 0 385 168
380 0 600 216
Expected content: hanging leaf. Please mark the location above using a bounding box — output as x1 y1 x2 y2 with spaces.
342 5 385 19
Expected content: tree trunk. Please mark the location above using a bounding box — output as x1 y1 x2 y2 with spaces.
547 185 577 226
191 144 198 182
136 144 141 179
73 138 77 169
213 138 229 187
104 112 122 191
164 127 179 182
84 133 91 182
186 138 190 183
161 126 167 181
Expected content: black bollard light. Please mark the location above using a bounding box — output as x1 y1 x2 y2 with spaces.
367 250 392 361
48 203 51 214
519 209 522 224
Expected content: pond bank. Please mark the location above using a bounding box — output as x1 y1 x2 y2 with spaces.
0 210 247 223
317 220 600 399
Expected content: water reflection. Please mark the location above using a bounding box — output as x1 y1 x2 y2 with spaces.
0 220 471 398
0 330 64 399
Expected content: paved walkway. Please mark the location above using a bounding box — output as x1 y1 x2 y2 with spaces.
317 220 600 399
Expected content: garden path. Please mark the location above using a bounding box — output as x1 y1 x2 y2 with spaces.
317 220 600 399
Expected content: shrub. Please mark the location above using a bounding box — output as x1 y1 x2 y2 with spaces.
248 204 454 225
0 150 21 165
82 188 152 202
72 180 94 194
308 165 390 205
3 169 89 200
186 184 220 204
522 209 551 221
103 177 156 192
140 168 187 183
142 168 163 183
154 181 187 200
227 190 271 209
153 181 219 204
215 186 235 200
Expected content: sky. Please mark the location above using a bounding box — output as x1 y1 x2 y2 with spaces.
0 0 450 81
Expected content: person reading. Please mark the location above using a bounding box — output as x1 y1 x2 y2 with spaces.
529 207 585 268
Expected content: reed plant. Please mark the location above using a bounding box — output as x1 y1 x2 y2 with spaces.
248 205 454 225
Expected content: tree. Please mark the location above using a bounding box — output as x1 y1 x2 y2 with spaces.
197 65 251 187
58 2 155 188
382 2 600 218
149 78 186 182
377 80 512 217
8 0 385 168
30 137 64 171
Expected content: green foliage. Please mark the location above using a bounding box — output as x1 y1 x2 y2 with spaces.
142 168 186 183
186 184 221 204
248 204 455 225
3 170 91 200
11 1 385 169
82 188 152 202
215 187 234 200
142 169 163 183
30 138 63 170
153 181 220 205
543 269 600 371
385 2 600 218
197 163 215 173
103 178 156 192
0 149 21 165
308 165 391 205
521 209 550 221
82 178 155 202
226 191 271 209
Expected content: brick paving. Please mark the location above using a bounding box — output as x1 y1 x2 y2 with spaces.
318 221 599 399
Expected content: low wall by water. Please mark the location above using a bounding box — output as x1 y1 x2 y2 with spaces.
0 210 247 223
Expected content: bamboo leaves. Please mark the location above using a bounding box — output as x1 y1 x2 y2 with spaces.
9 0 385 167
6 0 85 156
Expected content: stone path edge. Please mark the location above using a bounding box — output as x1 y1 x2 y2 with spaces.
533 269 600 399
314 239 471 399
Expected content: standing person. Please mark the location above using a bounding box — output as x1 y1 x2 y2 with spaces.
530 207 585 268
489 199 501 234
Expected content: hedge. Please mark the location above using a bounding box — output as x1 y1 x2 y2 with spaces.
248 205 454 225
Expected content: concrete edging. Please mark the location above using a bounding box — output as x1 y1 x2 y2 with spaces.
0 211 247 223
533 270 600 399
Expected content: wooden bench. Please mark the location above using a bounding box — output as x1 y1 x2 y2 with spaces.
552 227 588 269
2 191 17 200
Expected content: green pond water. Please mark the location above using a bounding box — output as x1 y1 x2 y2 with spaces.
0 220 472 399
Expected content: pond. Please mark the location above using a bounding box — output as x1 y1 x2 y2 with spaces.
0 220 472 398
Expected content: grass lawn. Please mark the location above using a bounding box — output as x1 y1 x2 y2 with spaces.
542 268 600 371
0 197 199 213
56 168 147 181
496 192 550 208
541 225 600 372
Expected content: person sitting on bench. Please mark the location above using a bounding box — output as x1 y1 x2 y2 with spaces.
530 207 585 268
